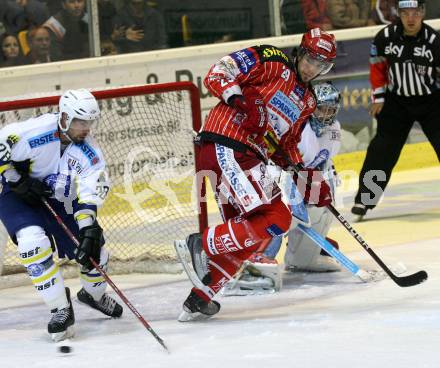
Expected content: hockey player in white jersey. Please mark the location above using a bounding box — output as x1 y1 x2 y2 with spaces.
0 89 122 342
284 81 341 272
223 82 342 295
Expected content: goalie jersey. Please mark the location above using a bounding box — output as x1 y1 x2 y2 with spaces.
0 113 108 219
298 120 341 170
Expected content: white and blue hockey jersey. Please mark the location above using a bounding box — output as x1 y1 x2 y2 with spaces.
0 113 108 220
298 120 341 170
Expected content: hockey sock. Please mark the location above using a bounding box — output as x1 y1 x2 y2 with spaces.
17 226 68 310
79 247 109 301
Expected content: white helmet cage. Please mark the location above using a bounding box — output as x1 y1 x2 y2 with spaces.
312 82 341 126
58 89 100 132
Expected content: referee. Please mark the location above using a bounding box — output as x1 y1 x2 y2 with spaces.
352 0 440 218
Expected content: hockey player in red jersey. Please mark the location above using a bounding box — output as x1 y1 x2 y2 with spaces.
175 28 337 321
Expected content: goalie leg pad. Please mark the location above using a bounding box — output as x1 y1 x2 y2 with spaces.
285 207 341 272
222 259 283 296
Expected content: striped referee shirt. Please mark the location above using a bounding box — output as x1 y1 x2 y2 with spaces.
370 20 440 102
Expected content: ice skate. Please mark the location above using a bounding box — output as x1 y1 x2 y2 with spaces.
77 288 123 317
175 233 211 286
178 291 220 322
48 287 75 342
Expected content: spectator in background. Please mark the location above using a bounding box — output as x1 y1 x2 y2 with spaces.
15 0 50 32
326 0 375 28
113 0 167 54
101 37 118 55
372 0 398 24
425 0 440 19
98 0 117 41
281 0 307 34
23 26 56 64
301 0 334 30
43 0 89 60
0 32 24 67
45 0 63 15
0 0 22 34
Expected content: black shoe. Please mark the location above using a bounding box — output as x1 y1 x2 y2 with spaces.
48 287 75 341
77 288 123 317
186 233 211 285
178 290 220 322
351 203 368 217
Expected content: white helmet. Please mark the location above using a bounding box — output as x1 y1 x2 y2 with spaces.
58 89 100 132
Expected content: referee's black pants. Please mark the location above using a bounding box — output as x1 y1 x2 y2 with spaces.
355 92 440 209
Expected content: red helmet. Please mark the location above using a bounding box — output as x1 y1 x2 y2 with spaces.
299 28 337 74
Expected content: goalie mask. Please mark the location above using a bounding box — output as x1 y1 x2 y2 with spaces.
58 89 100 134
309 82 341 137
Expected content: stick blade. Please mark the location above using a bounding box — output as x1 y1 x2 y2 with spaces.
393 270 428 287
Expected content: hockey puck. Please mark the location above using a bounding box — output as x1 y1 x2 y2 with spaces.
58 345 72 354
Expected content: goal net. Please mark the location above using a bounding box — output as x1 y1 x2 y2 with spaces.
0 82 207 285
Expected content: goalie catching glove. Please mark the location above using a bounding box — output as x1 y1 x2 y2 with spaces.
9 175 53 206
293 167 332 207
228 87 268 134
75 222 103 272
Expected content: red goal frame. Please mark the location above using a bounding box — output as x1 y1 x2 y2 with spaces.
0 81 208 233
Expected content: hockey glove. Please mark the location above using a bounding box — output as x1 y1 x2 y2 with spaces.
75 223 103 272
293 168 332 207
9 175 53 206
228 88 268 134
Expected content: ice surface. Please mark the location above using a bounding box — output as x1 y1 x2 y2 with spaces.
1 238 439 368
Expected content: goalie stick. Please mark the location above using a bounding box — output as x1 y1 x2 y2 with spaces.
264 134 428 288
296 224 374 281
41 198 169 353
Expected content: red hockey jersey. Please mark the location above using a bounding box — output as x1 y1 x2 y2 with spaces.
202 45 317 167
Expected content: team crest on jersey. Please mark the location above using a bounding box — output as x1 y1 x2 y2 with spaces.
68 158 84 174
76 142 99 165
28 129 59 149
27 263 45 277
308 149 330 168
230 48 257 75
43 173 58 191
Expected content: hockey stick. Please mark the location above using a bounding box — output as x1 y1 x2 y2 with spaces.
41 199 169 353
296 224 373 281
264 134 428 287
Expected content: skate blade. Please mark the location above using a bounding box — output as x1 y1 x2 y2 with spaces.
51 325 75 342
178 310 214 322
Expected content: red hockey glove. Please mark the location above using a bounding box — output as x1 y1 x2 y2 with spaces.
321 237 339 256
228 88 268 134
293 168 332 207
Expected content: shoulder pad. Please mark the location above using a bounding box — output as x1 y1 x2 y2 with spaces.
255 45 295 68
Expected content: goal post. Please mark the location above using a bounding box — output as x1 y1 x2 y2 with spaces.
0 82 208 281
